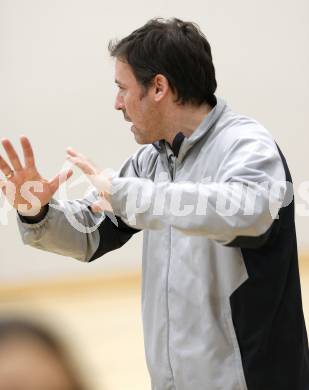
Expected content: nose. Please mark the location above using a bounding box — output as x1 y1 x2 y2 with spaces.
114 92 124 111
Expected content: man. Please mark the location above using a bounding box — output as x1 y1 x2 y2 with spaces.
1 18 309 390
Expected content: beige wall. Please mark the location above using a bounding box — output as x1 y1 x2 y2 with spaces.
0 0 308 282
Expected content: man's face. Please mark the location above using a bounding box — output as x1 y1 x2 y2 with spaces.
114 59 163 144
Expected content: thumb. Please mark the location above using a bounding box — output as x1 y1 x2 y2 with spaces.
91 200 104 213
49 169 73 195
91 197 113 214
91 199 118 226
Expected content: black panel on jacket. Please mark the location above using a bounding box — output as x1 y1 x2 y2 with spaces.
225 218 281 249
89 211 140 262
230 146 309 390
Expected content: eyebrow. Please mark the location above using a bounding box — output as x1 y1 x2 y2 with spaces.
115 79 127 87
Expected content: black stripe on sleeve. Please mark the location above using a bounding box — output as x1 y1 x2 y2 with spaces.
89 210 140 262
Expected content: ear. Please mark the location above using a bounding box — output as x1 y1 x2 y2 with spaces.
152 74 169 102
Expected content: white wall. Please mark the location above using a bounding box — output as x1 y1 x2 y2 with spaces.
0 0 308 282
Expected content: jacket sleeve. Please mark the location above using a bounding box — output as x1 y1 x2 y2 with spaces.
109 136 288 245
16 147 149 262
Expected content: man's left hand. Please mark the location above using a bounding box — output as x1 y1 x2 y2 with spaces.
66 147 114 214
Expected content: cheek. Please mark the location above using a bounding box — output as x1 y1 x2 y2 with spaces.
126 99 143 122
123 95 134 113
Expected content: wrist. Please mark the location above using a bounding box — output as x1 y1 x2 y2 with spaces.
18 204 49 223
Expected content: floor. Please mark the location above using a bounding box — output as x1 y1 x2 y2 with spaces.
0 261 309 390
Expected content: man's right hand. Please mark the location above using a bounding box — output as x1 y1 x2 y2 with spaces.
0 136 73 217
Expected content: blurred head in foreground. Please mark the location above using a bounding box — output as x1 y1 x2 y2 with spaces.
0 318 88 390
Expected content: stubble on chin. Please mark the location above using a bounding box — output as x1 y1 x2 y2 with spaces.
131 129 149 145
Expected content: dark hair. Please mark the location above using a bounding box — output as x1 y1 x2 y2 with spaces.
0 318 87 390
109 18 217 107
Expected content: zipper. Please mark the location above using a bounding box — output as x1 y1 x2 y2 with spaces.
169 154 176 181
165 151 176 385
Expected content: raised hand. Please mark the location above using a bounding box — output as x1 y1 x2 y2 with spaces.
0 136 73 216
66 147 113 214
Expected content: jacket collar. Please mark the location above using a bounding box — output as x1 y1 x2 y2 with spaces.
152 97 227 161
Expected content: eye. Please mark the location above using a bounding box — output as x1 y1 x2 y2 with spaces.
118 86 127 96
